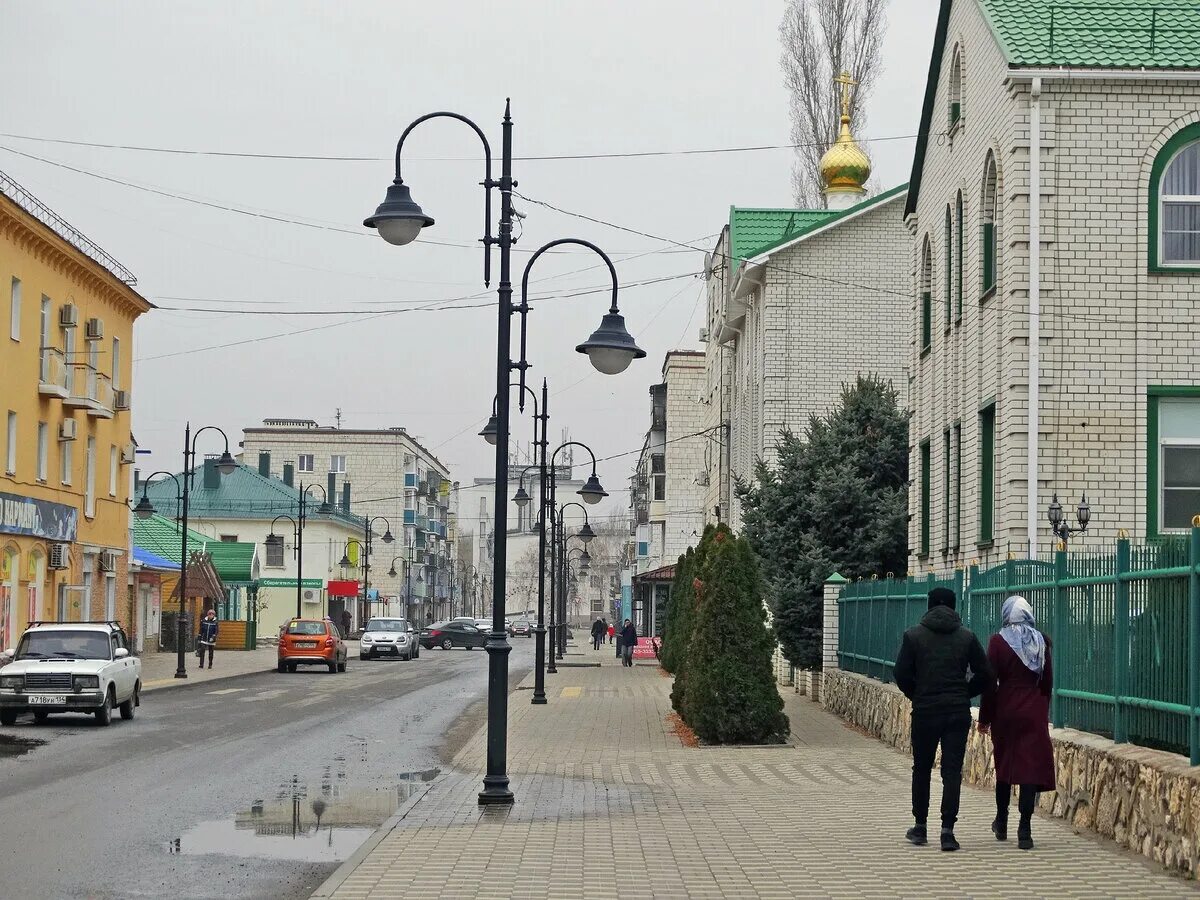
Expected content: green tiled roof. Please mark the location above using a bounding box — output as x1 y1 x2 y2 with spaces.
729 209 837 261
132 514 256 585
979 0 1200 68
142 463 365 529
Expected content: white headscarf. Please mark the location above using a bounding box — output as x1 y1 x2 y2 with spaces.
1000 595 1045 676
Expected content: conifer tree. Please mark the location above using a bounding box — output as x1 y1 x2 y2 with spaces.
670 523 729 713
660 548 694 674
682 531 789 744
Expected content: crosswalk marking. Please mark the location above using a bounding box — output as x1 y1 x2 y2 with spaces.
206 688 247 695
561 686 582 698
240 689 287 702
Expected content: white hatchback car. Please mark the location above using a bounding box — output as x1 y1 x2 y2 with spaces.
0 622 141 726
358 617 420 661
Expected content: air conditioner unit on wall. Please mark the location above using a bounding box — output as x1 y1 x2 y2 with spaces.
59 419 77 442
85 318 104 340
49 544 70 570
114 390 130 411
59 304 78 328
120 443 136 465
303 589 317 603
98 551 117 573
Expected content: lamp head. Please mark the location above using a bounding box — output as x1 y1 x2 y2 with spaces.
1047 494 1064 528
216 450 237 476
338 552 352 568
578 473 608 505
576 311 646 375
513 484 531 508
577 522 596 544
364 181 435 246
132 494 156 520
479 414 500 446
388 567 398 578
1077 494 1091 529
382 529 395 544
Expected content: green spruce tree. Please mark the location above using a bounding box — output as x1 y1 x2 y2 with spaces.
670 523 729 713
682 531 788 744
660 548 694 674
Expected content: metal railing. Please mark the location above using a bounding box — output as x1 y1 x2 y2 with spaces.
837 527 1200 762
38 347 68 393
0 169 137 285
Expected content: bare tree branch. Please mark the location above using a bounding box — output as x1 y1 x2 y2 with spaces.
780 0 888 207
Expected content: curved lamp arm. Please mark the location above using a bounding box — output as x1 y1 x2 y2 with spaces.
130 471 182 519
268 514 297 538
551 440 598 473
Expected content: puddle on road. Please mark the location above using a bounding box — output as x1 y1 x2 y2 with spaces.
167 768 439 863
0 735 44 758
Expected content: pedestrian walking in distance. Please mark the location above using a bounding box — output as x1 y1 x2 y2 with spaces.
590 617 606 650
894 587 992 851
197 608 219 669
340 608 352 638
620 618 638 667
607 622 615 645
978 596 1055 851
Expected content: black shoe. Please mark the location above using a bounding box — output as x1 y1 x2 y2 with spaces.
992 817 1008 841
905 825 927 846
940 829 960 852
1017 824 1034 850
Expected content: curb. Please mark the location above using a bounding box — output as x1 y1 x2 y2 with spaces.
309 780 436 898
141 665 277 694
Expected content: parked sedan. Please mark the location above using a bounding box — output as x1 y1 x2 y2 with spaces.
359 617 420 661
278 618 347 673
420 621 488 651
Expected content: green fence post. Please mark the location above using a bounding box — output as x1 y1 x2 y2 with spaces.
953 567 965 628
1051 548 1067 729
1113 532 1130 745
1189 524 1200 765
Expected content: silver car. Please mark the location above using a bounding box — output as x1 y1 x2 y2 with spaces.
359 618 420 661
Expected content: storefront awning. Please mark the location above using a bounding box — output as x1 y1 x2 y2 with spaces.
633 563 675 584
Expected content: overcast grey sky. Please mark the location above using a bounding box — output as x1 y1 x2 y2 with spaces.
1 0 936 516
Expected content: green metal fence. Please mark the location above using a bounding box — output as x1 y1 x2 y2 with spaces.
837 527 1200 763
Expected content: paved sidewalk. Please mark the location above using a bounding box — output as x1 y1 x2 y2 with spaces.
315 644 1197 899
140 646 277 692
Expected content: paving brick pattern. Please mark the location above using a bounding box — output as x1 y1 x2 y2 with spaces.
322 645 1198 899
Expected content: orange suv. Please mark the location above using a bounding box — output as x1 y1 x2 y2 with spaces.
277 618 348 673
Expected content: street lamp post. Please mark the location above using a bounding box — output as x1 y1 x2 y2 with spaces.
365 101 644 805
265 482 332 620
1047 494 1091 548
358 517 394 630
131 425 236 679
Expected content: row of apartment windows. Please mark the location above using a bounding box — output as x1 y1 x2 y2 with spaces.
294 453 344 474
9 279 123 391
4 410 117 518
917 404 995 557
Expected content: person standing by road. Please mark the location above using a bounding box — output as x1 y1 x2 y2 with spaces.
894 587 992 852
340 608 353 638
606 621 615 645
978 596 1055 851
197 608 219 669
590 617 606 650
620 618 638 667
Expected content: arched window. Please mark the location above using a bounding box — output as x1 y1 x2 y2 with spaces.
920 236 932 352
944 205 953 327
981 154 998 296
955 190 964 321
948 45 963 130
1155 129 1200 266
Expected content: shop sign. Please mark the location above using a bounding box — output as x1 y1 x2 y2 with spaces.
0 492 77 542
258 578 323 588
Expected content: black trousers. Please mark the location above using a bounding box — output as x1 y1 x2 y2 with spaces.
996 782 1037 824
910 712 971 829
593 636 602 650
197 643 214 667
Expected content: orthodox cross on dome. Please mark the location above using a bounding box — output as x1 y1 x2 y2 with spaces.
835 70 858 119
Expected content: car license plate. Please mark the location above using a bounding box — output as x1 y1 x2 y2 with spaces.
297 641 316 649
28 695 67 705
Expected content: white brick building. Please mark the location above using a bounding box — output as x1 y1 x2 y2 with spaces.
241 419 453 626
705 187 912 529
906 0 1200 574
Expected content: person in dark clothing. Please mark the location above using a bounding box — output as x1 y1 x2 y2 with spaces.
340 609 352 638
619 619 638 667
197 609 219 669
590 618 606 650
894 586 992 852
978 596 1055 851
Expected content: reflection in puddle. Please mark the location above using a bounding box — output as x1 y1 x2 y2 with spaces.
0 735 44 758
168 768 440 863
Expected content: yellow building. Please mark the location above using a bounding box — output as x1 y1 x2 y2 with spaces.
0 171 151 649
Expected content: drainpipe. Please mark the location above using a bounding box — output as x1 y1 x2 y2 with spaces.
1027 77 1043 558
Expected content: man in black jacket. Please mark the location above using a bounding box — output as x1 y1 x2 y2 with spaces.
894 587 991 852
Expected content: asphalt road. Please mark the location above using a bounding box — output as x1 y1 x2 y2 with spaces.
0 640 534 900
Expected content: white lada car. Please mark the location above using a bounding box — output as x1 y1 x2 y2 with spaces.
0 621 141 726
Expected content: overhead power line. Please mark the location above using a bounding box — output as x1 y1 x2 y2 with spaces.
0 130 919 163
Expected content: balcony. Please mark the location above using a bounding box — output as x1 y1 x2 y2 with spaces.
38 348 69 398
63 366 113 418
404 473 417 488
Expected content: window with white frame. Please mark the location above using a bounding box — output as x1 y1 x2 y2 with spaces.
36 422 47 482
265 537 286 567
9 277 20 341
111 337 121 392
39 296 50 348
330 454 346 474
651 453 666 501
1159 139 1200 265
85 436 96 518
109 444 118 496
5 411 15 475
61 435 73 485
1159 398 1200 530
297 453 314 473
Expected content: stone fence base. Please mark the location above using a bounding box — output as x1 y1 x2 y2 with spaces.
822 669 1200 879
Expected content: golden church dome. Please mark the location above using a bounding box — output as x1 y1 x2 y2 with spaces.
819 71 871 198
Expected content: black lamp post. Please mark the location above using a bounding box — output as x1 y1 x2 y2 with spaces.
366 101 643 806
358 516 394 630
131 425 236 679
265 482 331 620
1047 493 1091 548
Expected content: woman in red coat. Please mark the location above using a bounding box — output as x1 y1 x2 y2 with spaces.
978 595 1055 851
